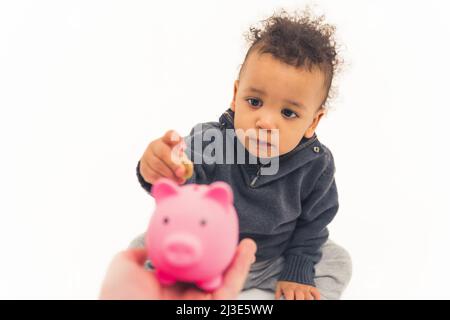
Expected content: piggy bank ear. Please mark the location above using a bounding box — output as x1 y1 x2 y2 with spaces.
204 181 233 209
151 178 179 203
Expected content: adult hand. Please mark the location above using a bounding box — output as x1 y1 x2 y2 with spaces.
99 238 257 300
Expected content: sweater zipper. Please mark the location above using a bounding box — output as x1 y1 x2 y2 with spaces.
250 166 262 188
224 110 233 124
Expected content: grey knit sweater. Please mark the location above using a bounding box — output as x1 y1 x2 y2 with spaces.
136 109 339 286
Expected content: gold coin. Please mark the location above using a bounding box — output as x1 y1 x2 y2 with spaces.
181 156 193 180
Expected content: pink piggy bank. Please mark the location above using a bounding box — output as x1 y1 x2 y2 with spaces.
145 178 239 291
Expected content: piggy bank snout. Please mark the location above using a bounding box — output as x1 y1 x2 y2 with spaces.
162 233 203 267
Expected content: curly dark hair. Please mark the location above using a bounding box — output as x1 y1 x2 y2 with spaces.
239 9 342 108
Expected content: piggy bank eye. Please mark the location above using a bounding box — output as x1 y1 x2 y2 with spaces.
200 219 207 226
163 217 170 225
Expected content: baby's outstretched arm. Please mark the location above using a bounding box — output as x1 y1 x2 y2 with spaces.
137 123 220 193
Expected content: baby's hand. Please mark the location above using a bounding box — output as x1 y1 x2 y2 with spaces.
139 130 193 185
275 281 321 300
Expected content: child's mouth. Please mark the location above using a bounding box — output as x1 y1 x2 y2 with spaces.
249 137 273 147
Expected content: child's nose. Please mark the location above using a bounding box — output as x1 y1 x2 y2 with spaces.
255 117 276 130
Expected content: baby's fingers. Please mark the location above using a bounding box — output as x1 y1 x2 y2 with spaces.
152 140 187 180
161 130 183 148
310 287 321 300
274 287 283 300
283 289 295 300
139 159 160 184
148 153 177 181
295 290 305 300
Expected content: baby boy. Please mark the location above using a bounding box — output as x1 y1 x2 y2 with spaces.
133 10 352 300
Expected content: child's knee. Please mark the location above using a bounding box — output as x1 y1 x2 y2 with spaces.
332 243 352 285
318 240 353 287
128 233 146 249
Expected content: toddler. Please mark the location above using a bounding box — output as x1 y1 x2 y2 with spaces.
132 9 352 300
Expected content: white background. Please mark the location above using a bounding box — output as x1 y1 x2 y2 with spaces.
1 0 449 299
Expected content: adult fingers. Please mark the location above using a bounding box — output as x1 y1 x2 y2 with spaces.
213 238 257 299
303 290 314 300
121 248 149 266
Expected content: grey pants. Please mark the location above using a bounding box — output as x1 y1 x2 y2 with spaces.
129 234 352 300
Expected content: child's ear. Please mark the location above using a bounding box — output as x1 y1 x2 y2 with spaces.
230 80 239 111
304 107 326 138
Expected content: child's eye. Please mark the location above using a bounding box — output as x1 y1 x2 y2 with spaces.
281 108 298 119
246 98 263 108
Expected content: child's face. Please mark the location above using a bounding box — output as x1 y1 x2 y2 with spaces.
231 52 327 157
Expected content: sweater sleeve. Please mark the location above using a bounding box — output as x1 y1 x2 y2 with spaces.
136 160 153 193
279 156 339 286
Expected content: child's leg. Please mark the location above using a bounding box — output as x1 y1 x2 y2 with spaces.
240 240 352 300
313 240 352 300
238 288 274 300
129 232 146 249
